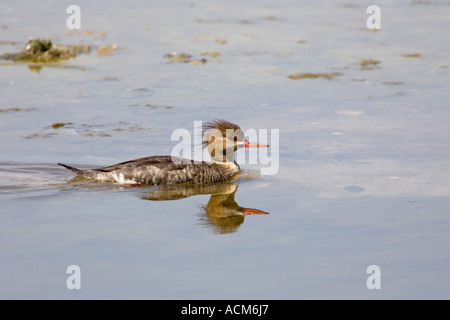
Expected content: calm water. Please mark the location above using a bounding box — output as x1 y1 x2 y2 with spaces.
1 0 449 299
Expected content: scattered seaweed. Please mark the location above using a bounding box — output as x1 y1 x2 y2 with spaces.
50 122 74 129
65 30 106 38
0 40 18 45
401 53 421 58
214 38 227 45
194 18 222 24
360 59 381 70
189 58 207 65
22 121 151 139
163 52 207 65
164 52 192 63
201 51 220 58
410 1 450 5
128 104 173 110
192 37 228 45
350 78 367 82
81 131 111 137
288 72 343 80
145 104 173 110
112 125 147 132
0 107 37 113
97 44 118 56
23 133 57 139
273 51 293 57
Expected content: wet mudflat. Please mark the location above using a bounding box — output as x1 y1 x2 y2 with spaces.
0 0 449 299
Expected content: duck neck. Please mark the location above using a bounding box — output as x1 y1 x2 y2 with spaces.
209 149 240 170
209 148 233 163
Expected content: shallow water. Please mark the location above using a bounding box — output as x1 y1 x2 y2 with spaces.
1 0 449 299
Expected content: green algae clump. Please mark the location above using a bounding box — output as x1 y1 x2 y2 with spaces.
2 38 91 62
288 72 343 80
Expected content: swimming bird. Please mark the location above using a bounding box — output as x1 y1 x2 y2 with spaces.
58 119 269 185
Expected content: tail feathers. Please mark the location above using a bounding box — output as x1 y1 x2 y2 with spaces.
57 162 86 176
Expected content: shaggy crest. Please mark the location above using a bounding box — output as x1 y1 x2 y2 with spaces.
202 119 242 147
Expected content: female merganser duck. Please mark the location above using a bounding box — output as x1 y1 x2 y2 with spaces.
58 119 269 185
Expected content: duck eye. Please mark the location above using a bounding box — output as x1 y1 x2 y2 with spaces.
234 136 238 142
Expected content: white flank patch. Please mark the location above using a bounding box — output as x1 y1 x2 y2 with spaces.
112 172 137 184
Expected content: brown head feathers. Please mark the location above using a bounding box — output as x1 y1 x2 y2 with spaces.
202 119 242 147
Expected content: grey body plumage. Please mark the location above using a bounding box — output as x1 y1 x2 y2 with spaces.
58 156 238 185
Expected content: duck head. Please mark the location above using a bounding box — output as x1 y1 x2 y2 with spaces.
203 119 269 163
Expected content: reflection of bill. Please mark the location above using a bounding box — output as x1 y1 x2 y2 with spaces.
142 178 268 234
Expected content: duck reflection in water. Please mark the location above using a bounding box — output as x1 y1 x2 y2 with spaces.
141 178 268 234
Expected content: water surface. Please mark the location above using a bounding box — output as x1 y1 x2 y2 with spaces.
1 0 449 299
